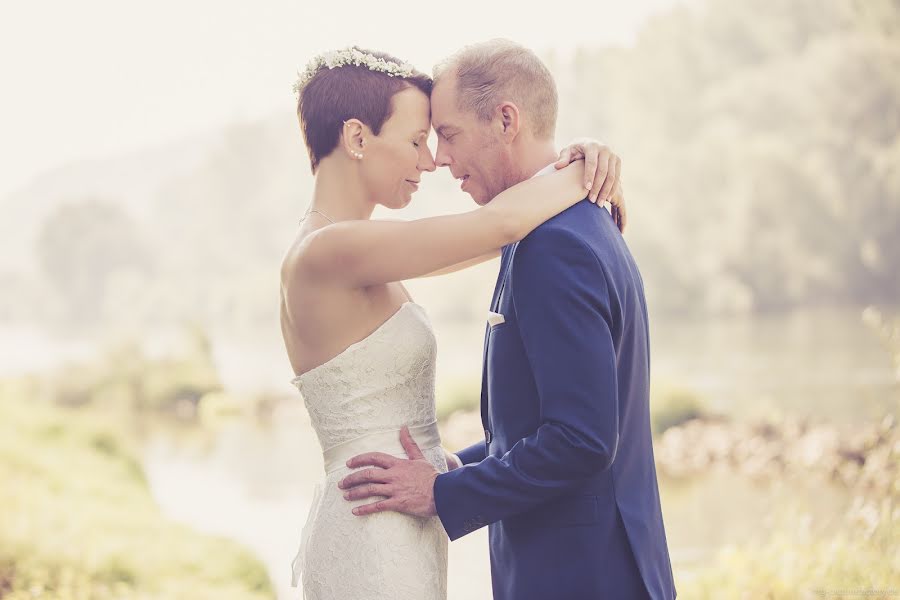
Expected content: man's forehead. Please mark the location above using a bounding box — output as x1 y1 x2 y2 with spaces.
431 119 451 132
430 108 451 131
430 88 457 130
430 77 454 107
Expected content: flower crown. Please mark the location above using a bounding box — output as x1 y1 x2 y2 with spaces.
292 47 417 97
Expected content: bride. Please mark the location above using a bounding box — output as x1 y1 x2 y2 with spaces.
280 47 624 599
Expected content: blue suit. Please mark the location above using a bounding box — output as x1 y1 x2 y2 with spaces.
433 200 677 600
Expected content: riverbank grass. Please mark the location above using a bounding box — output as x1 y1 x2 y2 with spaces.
0 383 274 600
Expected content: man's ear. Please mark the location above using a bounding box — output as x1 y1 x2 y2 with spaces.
496 102 521 140
341 119 367 159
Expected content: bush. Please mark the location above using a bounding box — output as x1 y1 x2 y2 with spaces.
43 329 223 418
436 378 481 421
0 392 274 600
679 503 900 599
651 383 710 435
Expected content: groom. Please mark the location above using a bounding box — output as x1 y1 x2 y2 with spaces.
339 39 676 599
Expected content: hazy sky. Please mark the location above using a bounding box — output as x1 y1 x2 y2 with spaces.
1 0 680 199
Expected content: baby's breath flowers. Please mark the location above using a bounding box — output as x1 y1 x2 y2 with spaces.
293 47 416 97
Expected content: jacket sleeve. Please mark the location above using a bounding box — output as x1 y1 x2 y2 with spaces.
455 441 488 465
433 226 620 541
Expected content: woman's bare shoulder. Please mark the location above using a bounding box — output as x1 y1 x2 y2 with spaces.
281 225 334 282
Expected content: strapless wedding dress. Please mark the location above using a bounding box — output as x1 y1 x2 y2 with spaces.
288 302 449 599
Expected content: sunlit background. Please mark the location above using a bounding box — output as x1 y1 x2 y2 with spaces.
1 0 898 598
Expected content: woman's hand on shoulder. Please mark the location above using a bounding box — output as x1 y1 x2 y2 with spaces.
555 138 626 232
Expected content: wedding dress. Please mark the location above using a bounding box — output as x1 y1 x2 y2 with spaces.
289 301 449 599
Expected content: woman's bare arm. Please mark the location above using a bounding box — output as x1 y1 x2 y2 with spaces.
297 161 592 288
415 249 501 279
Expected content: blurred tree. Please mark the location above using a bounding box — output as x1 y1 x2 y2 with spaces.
35 198 152 325
564 0 900 313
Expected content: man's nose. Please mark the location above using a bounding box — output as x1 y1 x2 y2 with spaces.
434 140 451 168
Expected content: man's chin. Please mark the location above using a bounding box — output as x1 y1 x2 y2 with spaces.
475 192 500 206
464 181 498 205
469 189 491 205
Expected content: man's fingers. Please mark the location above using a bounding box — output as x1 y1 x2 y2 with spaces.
554 147 571 169
399 426 425 460
345 452 398 470
353 498 402 516
596 155 617 203
339 465 392 489
343 482 391 501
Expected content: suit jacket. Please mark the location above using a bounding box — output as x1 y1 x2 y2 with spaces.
433 200 677 600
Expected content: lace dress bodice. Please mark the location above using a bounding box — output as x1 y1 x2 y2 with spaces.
291 302 440 449
288 302 449 599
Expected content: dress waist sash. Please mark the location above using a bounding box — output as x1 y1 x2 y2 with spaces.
322 420 442 474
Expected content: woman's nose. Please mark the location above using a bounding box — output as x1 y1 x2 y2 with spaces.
420 149 437 172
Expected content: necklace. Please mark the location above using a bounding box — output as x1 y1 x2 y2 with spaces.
300 208 336 225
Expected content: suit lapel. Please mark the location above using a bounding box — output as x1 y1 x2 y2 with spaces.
490 245 512 312
479 244 515 433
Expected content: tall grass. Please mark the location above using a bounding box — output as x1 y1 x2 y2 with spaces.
0 382 273 600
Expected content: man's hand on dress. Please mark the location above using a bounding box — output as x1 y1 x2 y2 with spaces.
338 426 439 518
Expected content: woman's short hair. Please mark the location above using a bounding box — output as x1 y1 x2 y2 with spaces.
297 48 432 173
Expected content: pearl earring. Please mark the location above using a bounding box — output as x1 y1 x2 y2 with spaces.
353 151 363 159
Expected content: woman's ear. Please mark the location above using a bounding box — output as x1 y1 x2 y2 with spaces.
341 119 367 160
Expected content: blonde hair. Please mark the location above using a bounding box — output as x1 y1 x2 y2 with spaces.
433 38 558 140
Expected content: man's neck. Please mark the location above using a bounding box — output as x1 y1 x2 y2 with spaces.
516 140 559 182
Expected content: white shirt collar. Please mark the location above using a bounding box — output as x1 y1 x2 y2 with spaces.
530 162 557 179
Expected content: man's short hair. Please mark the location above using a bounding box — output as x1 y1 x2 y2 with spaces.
433 39 558 140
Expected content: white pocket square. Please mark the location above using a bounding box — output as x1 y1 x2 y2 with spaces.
487 311 506 327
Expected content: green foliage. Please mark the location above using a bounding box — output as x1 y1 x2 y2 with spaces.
679 502 900 598
650 383 710 435
46 327 223 416
436 378 481 421
561 0 900 314
0 393 273 600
